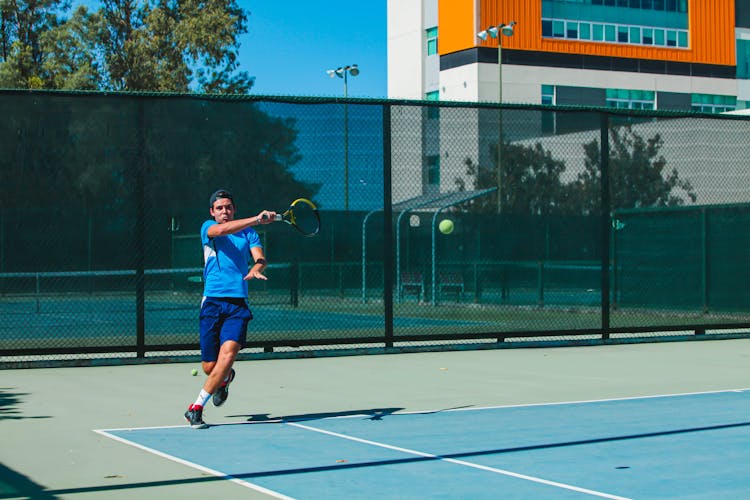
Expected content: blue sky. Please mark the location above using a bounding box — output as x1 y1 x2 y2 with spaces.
240 1 387 99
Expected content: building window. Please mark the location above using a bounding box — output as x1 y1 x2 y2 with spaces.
579 22 591 40
567 21 579 39
592 24 604 41
541 85 555 105
691 94 737 113
606 88 655 109
425 155 440 186
425 92 439 119
738 40 750 79
605 24 616 42
541 17 687 49
553 20 565 37
426 27 438 56
642 28 653 45
617 26 629 42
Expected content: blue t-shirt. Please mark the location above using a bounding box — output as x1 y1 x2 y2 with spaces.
201 220 262 298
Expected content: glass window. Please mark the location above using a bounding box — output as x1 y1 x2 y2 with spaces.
553 20 565 38
654 29 665 46
642 28 653 44
617 26 629 43
541 84 555 105
653 0 665 9
666 30 677 47
738 40 750 79
580 23 591 40
642 0 652 8
629 27 641 44
605 24 616 42
567 21 579 39
592 24 604 41
542 20 553 37
617 0 628 6
629 0 640 7
426 27 438 56
666 0 677 11
426 155 440 185
678 31 688 48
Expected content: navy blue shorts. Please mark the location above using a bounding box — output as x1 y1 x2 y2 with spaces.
199 297 253 362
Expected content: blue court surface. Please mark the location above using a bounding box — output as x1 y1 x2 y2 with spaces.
98 389 750 499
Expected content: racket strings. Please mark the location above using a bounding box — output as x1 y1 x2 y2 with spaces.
289 202 319 236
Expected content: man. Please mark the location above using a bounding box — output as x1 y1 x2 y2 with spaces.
185 189 277 429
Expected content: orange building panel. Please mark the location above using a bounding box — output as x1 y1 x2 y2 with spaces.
438 0 736 66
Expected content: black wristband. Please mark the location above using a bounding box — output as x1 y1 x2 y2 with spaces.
254 258 266 266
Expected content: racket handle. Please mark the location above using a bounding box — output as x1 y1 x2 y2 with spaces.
261 214 283 222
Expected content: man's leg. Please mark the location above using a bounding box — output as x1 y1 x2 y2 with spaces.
202 340 240 395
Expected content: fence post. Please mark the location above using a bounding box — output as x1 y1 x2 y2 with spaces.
135 101 146 358
382 103 394 348
600 113 611 339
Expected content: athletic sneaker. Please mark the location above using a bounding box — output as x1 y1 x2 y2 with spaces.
212 368 235 407
184 404 208 429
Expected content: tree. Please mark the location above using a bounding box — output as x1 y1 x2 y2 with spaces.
0 0 253 92
457 126 696 216
567 125 697 214
0 0 62 88
456 141 571 215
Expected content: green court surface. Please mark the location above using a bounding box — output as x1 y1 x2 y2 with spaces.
2 339 750 499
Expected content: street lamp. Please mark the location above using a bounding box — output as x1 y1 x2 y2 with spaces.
327 64 360 211
478 22 516 213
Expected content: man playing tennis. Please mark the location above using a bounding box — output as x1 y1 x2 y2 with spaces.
185 189 277 429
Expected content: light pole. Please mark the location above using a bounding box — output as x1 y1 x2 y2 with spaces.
478 22 516 213
326 64 360 211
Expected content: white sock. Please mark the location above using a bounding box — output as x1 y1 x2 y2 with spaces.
194 389 211 408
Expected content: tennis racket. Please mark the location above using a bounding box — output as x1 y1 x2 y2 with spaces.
264 198 320 237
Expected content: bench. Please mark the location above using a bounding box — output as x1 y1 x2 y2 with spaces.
400 272 424 302
439 272 464 301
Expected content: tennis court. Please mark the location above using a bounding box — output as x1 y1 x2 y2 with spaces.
99 390 750 499
2 339 749 499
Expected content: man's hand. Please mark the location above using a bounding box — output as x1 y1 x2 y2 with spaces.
256 210 278 225
243 269 267 281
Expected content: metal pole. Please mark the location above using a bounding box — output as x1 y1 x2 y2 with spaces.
497 39 503 214
344 72 349 211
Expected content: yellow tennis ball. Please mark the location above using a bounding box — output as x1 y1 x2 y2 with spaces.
191 368 198 376
439 219 454 234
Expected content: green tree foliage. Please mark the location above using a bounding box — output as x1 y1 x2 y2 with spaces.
569 125 697 214
0 0 253 92
459 125 696 216
457 141 569 215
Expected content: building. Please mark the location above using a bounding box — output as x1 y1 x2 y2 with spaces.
386 0 750 203
388 0 750 110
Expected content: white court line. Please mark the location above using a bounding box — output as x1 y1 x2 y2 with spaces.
93 429 295 500
286 422 631 500
95 387 750 433
397 387 750 416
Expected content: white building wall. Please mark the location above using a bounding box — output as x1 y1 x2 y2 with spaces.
387 0 425 99
439 63 739 104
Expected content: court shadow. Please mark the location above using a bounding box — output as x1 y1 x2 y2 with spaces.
0 462 58 499
227 407 405 423
226 405 475 424
0 387 51 421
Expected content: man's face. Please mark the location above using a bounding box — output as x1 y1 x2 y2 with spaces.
210 198 235 223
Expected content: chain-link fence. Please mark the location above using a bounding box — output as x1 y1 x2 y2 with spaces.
2 90 749 367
